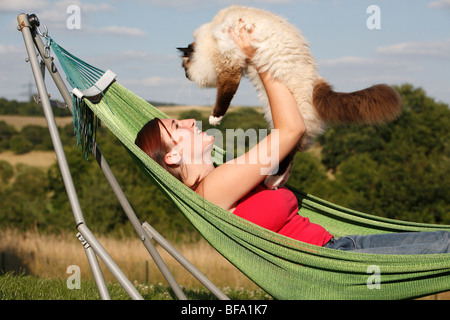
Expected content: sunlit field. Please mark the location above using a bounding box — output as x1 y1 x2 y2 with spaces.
0 228 272 300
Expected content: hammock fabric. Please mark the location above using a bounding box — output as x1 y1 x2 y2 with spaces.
50 38 450 300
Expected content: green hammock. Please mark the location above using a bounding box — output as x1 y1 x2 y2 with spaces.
50 38 450 300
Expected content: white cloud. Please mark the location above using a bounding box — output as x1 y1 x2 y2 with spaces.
319 55 422 89
82 3 115 13
0 0 50 13
428 0 450 10
317 37 450 103
320 56 375 67
123 76 182 87
105 50 155 61
218 0 294 4
320 54 422 75
1 1 117 33
98 51 175 66
376 39 450 60
0 42 38 100
0 44 25 55
96 26 146 37
122 0 295 10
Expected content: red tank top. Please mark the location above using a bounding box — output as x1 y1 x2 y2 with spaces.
233 185 333 246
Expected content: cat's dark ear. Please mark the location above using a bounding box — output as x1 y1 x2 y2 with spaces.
177 44 194 57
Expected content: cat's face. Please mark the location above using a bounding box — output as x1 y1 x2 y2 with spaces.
177 43 194 80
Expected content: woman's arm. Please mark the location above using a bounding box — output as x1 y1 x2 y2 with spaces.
197 26 305 210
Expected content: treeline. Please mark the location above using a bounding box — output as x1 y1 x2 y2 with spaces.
0 84 449 240
0 122 54 154
0 98 69 117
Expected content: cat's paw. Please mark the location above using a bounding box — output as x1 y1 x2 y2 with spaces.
209 115 223 126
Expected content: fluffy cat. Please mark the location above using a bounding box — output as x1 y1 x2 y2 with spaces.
178 5 402 189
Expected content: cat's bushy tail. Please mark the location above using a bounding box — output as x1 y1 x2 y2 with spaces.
313 80 402 125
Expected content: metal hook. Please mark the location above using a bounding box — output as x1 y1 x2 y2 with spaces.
43 38 52 59
35 23 48 38
35 22 52 59
43 47 51 59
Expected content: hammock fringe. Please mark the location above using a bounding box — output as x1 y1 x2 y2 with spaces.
72 94 99 158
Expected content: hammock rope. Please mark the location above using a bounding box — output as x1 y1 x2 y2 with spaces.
49 39 450 300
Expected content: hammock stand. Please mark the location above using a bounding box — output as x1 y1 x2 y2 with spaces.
17 13 228 301
17 14 450 300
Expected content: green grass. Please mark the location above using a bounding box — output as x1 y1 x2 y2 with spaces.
0 273 272 300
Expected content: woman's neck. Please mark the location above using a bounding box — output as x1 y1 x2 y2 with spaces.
184 162 215 190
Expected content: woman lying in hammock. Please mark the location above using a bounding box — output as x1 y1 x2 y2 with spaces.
136 25 450 255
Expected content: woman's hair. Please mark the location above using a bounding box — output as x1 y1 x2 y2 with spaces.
135 118 182 181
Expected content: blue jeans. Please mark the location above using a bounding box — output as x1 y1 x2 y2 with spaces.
323 231 450 254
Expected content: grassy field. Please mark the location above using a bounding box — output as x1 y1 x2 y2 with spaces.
0 272 271 300
0 150 56 168
1 228 449 300
0 228 270 300
0 115 74 130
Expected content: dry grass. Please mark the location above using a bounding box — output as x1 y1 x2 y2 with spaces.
0 115 71 169
0 151 56 169
156 105 212 118
2 229 450 300
0 115 73 130
0 228 259 291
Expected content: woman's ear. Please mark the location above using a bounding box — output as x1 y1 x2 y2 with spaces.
165 150 182 166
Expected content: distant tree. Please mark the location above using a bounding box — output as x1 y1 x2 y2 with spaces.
0 160 13 192
9 135 33 154
0 97 70 116
20 125 53 150
0 164 49 230
0 121 17 151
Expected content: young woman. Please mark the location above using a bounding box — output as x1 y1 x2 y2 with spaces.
135 25 450 254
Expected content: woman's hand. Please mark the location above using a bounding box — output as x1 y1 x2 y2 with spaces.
229 20 256 61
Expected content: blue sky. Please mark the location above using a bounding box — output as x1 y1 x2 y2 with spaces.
1 0 449 107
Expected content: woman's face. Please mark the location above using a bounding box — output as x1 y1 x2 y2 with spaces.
159 118 215 165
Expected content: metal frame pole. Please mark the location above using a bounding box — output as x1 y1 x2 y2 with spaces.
18 15 111 300
18 12 229 301
30 16 228 301
142 222 230 300
77 233 111 299
17 13 143 300
77 224 144 300
17 14 84 227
